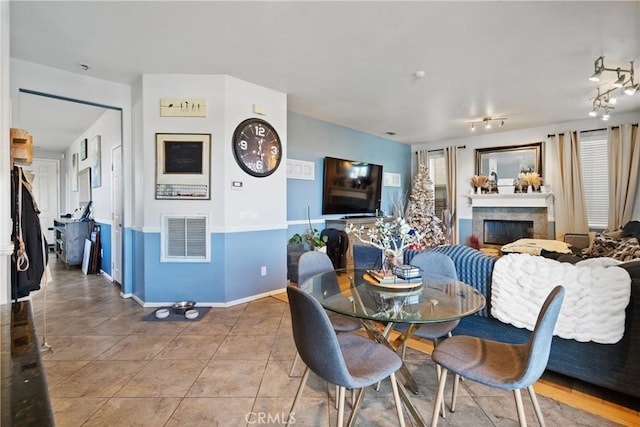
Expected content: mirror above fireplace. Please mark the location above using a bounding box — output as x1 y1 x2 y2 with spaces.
475 142 543 183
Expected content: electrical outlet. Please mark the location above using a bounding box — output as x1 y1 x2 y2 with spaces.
261 266 267 276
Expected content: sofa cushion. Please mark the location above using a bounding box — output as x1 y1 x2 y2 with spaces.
622 220 640 241
610 238 640 262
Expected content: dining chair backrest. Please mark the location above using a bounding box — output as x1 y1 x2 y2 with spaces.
298 251 335 286
287 285 352 387
321 228 350 269
409 251 457 281
353 245 382 270
517 285 565 387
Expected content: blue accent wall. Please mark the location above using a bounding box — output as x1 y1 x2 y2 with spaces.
287 113 412 223
97 222 111 275
132 229 145 300
140 229 286 304
459 218 473 246
123 227 134 295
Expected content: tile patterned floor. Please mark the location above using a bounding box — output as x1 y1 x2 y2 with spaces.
28 258 622 426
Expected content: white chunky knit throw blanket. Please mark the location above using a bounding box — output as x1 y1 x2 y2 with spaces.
491 254 631 344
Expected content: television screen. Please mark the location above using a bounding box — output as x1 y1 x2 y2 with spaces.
322 157 383 215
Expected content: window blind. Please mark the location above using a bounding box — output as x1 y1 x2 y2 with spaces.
579 131 608 228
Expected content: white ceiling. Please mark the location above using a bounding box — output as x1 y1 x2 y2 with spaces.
9 1 640 150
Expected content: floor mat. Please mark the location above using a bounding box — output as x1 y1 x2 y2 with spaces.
142 306 211 322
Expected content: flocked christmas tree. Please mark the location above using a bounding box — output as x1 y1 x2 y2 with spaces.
405 164 445 248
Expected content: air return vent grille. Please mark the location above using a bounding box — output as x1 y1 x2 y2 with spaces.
161 215 209 262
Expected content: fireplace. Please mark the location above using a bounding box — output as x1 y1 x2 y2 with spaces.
472 206 549 249
483 219 534 245
469 193 553 249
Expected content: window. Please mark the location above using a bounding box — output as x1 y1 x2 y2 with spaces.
428 152 447 221
579 131 608 229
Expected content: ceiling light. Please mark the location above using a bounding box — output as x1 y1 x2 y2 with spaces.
587 58 637 119
469 116 507 132
589 56 605 81
624 80 639 95
613 71 626 88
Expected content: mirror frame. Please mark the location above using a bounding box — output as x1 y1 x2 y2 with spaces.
475 142 543 180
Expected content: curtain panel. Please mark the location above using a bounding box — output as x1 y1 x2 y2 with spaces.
548 132 589 238
607 124 640 230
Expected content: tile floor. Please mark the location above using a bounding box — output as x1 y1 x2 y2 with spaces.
28 258 622 426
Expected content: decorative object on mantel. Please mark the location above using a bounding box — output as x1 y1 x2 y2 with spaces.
405 164 445 248
518 171 542 192
497 178 515 194
346 217 422 271
470 175 489 194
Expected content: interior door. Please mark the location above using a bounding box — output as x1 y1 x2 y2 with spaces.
20 159 60 245
111 145 123 285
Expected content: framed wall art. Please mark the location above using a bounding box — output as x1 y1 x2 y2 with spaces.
90 135 101 188
475 142 543 181
71 152 79 191
80 138 88 160
155 133 211 199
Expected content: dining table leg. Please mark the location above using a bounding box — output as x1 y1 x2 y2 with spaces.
358 319 420 394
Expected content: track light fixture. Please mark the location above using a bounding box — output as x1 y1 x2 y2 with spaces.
469 116 507 132
588 56 638 119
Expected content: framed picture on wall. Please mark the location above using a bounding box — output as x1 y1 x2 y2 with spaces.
80 138 88 160
71 153 79 191
155 133 211 199
90 135 101 188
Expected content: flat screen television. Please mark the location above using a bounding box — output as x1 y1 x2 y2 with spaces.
322 157 383 215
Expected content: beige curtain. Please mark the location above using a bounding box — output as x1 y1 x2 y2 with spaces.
417 149 429 170
549 132 589 238
607 124 640 230
444 146 458 244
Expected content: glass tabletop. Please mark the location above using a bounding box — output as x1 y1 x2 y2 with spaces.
300 268 486 324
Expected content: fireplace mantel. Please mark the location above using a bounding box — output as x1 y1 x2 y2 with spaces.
468 192 554 208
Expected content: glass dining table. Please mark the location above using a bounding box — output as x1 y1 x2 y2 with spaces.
300 268 486 427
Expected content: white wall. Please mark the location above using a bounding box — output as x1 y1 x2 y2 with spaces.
138 74 287 232
10 59 133 227
64 109 121 223
413 112 640 225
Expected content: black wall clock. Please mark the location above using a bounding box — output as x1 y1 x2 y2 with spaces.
232 118 282 177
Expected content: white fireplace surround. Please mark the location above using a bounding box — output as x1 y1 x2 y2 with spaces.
468 192 554 208
469 193 555 248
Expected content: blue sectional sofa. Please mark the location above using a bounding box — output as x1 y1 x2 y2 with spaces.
404 245 640 400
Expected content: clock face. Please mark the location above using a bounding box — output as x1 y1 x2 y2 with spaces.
232 118 282 177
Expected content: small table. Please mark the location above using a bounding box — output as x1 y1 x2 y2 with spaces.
301 269 486 427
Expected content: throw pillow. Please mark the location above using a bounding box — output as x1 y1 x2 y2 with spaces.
584 233 621 257
622 220 640 240
610 237 640 262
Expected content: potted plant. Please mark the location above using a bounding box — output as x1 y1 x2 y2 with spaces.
287 228 328 283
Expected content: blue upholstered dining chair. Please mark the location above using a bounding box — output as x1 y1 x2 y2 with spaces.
353 244 383 270
289 251 361 377
430 286 565 427
286 285 406 427
394 252 460 357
